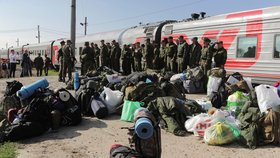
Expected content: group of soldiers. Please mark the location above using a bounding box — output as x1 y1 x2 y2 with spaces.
57 36 227 82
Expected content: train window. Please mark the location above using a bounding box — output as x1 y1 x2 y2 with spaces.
237 36 257 58
274 35 280 58
165 25 173 35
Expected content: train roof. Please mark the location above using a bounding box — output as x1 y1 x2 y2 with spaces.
164 6 280 29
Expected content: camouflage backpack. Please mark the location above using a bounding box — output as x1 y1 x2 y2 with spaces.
0 95 21 121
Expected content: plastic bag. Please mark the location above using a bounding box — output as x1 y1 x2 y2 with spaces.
120 100 143 122
185 110 240 137
204 122 240 145
207 76 222 97
170 73 183 82
100 87 124 114
227 91 248 116
255 85 280 113
243 77 253 91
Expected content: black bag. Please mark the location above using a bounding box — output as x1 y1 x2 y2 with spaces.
90 99 108 119
210 86 228 108
110 144 140 158
5 80 23 96
76 81 100 116
0 122 46 143
21 97 52 130
61 104 82 126
56 88 82 126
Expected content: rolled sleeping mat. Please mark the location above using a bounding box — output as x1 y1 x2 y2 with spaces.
135 117 154 140
16 78 49 100
58 91 71 102
91 99 108 119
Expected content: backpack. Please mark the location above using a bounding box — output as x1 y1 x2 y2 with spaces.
130 110 161 158
21 97 52 130
0 95 21 121
183 80 204 94
56 89 82 126
110 144 140 158
160 82 185 100
210 86 228 108
259 109 280 146
76 81 100 116
5 81 23 96
129 82 165 106
188 66 204 81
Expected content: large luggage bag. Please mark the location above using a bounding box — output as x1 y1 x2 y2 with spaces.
183 80 204 94
91 99 108 119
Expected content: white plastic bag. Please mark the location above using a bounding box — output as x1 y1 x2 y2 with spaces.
106 74 125 83
255 85 280 113
185 113 211 134
100 87 124 114
185 110 240 137
207 76 222 97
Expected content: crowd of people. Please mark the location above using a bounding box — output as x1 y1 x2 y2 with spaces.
74 36 227 82
0 49 52 78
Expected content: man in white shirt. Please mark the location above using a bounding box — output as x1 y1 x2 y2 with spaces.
9 49 17 78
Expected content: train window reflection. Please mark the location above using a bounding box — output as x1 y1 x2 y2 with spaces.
274 35 280 58
237 36 257 58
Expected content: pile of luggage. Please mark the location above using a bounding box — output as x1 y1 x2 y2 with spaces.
185 69 280 149
0 79 82 143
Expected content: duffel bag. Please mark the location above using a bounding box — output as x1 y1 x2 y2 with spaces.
91 99 108 119
183 80 204 94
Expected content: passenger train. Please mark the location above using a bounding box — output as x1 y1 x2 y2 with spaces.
1 6 280 84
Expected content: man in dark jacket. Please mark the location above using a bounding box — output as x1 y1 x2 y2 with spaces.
34 53 44 76
44 54 51 76
213 41 227 68
189 37 202 68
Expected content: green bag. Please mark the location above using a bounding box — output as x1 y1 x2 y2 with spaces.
121 100 143 122
227 91 248 116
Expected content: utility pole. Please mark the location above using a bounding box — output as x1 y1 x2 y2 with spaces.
71 0 76 55
16 38 19 47
6 43 8 49
36 25 41 43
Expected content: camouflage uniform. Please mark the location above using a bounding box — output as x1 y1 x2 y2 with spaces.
62 44 74 80
200 45 213 76
134 48 143 72
58 47 64 81
81 46 95 75
177 41 188 73
100 44 109 67
166 42 177 73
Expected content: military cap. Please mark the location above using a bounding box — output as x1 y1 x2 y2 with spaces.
145 38 150 41
66 40 72 44
179 35 184 39
112 40 116 43
203 37 211 43
168 36 173 39
60 41 65 44
85 41 90 45
100 40 105 42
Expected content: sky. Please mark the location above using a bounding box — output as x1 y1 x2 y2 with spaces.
0 0 280 49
